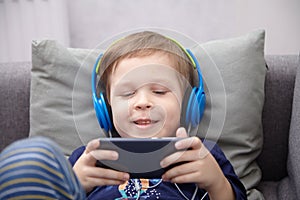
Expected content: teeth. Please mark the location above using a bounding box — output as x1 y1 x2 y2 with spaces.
136 119 151 125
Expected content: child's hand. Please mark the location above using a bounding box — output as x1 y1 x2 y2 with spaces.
160 128 235 199
73 139 130 193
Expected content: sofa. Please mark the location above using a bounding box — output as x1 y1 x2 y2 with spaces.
0 54 299 199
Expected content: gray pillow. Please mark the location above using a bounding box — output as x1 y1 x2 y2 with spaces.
194 30 266 199
30 41 104 153
30 30 266 199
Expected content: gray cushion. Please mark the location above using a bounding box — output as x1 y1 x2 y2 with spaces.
194 30 266 199
30 42 103 153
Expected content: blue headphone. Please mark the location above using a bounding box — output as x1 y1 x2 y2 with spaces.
92 40 206 136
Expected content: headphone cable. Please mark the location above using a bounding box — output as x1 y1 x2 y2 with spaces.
133 179 208 200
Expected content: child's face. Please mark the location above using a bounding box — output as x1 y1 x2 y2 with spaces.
109 53 185 138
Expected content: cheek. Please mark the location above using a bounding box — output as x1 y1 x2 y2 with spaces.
163 97 182 123
110 99 130 119
158 100 181 137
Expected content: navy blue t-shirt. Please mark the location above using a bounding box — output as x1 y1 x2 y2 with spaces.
69 139 247 200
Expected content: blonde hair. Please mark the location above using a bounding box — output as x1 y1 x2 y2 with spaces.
98 31 194 99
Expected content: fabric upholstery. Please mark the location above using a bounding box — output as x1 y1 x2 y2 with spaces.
0 62 31 151
284 56 300 199
257 181 279 200
258 55 298 181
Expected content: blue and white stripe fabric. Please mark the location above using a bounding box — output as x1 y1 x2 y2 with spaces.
0 137 85 200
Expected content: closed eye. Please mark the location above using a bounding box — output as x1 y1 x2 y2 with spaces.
153 90 167 95
122 91 135 97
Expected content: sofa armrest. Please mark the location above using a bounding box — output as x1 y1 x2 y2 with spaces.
258 55 298 181
284 55 300 199
0 62 31 151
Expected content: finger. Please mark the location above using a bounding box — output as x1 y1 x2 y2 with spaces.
87 177 127 187
94 168 130 181
160 149 196 168
162 161 199 181
166 171 201 184
89 149 118 161
84 166 130 182
161 146 210 168
83 170 129 188
86 139 100 153
175 136 202 150
176 127 188 138
82 150 119 169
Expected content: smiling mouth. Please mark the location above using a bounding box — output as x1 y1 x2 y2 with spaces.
134 119 157 126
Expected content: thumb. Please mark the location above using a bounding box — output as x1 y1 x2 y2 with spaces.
176 127 188 138
81 139 100 165
86 139 100 153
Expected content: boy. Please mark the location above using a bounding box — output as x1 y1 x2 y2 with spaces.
70 31 247 199
0 31 247 199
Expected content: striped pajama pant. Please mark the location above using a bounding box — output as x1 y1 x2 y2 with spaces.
0 137 85 200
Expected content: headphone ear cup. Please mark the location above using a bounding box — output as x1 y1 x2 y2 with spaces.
93 92 113 133
193 88 206 125
185 87 206 127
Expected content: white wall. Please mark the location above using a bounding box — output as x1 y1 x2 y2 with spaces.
1 0 299 62
68 0 300 55
0 0 69 62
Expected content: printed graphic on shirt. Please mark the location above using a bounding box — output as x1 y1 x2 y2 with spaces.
116 179 161 199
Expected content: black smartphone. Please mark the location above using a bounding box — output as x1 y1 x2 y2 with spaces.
96 137 184 178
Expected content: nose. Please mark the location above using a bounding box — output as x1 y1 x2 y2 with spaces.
133 91 153 110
